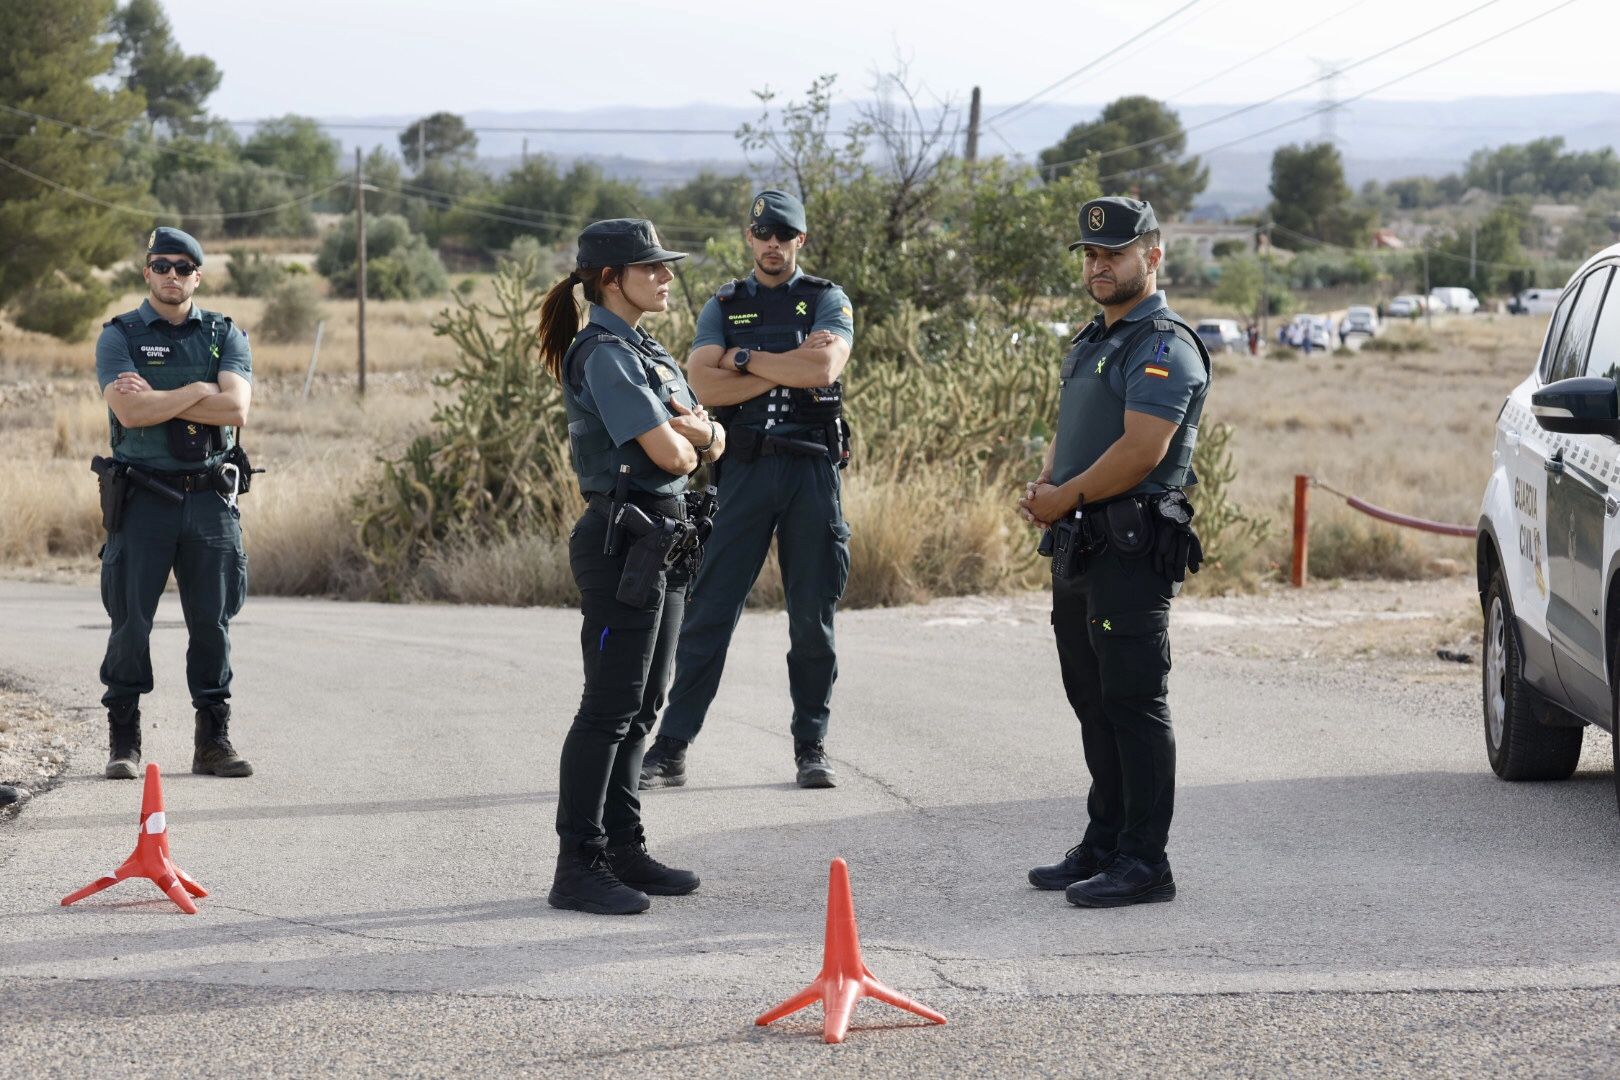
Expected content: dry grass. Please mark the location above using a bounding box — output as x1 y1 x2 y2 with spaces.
0 299 1548 602
1212 313 1539 580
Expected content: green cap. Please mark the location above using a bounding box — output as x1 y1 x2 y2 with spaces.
146 226 204 264
1068 196 1160 252
575 218 687 270
748 189 807 234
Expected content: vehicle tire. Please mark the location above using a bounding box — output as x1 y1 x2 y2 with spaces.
1483 569 1582 780
1612 636 1620 819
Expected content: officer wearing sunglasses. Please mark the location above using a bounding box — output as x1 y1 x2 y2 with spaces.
639 189 855 790
92 226 255 782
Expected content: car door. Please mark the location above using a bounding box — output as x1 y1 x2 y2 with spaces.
1545 265 1615 718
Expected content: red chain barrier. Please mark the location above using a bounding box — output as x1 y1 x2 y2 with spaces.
1291 475 1477 587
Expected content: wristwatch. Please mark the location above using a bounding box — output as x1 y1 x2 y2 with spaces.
731 348 752 373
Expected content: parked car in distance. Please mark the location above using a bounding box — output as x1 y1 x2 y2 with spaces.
1430 286 1481 314
1507 287 1561 316
1195 318 1244 353
1279 313 1332 350
1387 294 1426 318
1339 305 1380 340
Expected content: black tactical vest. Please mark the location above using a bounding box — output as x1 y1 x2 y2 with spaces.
712 273 844 431
105 307 235 472
1052 312 1211 493
561 326 694 497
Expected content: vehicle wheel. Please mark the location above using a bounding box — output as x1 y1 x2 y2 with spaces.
1483 570 1582 780
1612 637 1620 819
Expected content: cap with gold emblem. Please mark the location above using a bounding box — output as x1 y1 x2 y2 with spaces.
1068 196 1160 252
146 226 204 265
574 218 688 270
748 188 807 234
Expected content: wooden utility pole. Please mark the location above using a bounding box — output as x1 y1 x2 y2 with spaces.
356 146 367 396
965 86 981 164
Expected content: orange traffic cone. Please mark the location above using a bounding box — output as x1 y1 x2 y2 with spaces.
756 858 947 1043
61 763 207 914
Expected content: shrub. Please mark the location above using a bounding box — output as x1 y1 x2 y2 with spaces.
12 275 111 342
257 278 322 343
221 249 287 297
1188 421 1273 572
316 213 447 300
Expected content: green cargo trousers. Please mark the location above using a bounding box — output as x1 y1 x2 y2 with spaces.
99 484 248 710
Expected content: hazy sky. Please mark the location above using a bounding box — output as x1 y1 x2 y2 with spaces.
167 0 1605 127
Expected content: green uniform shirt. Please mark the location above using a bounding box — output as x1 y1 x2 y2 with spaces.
1051 291 1208 495
565 306 698 496
95 299 252 473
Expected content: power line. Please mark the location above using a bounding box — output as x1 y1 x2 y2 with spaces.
1095 0 1584 187
985 0 1207 127
1268 222 1534 272
231 119 741 136
1041 0 1505 175
0 153 344 220
1164 0 1369 101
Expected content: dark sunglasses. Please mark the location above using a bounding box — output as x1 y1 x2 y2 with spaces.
147 259 198 277
750 224 800 242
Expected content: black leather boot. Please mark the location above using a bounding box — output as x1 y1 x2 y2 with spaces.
192 704 253 777
105 701 141 780
794 740 837 788
1028 843 1112 891
1066 854 1176 908
606 840 700 896
638 735 688 789
548 848 651 915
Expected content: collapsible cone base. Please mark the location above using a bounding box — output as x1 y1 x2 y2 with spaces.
756 858 946 1044
62 763 207 914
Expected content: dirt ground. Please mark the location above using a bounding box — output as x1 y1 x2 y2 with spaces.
0 575 1483 813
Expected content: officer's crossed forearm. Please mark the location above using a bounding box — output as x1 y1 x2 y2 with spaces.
1019 410 1178 526
684 344 776 406
177 371 251 427
103 373 216 430
730 330 849 388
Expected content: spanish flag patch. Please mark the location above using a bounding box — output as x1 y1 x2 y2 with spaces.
1144 364 1171 379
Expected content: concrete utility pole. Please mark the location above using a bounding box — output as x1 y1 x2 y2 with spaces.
1259 222 1272 346
1422 247 1432 331
1470 223 1478 281
356 146 367 397
965 86 981 164
416 124 425 173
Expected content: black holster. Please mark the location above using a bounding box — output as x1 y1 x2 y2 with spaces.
92 457 131 533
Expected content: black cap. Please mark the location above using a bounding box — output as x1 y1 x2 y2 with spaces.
575 218 687 270
1068 197 1160 252
146 226 204 264
748 189 807 234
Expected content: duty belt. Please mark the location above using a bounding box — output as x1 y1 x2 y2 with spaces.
140 467 217 493
728 424 834 463
586 490 686 522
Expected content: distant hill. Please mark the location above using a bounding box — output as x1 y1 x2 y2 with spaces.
321 92 1620 216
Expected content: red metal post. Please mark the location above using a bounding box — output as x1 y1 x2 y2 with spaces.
1291 475 1309 588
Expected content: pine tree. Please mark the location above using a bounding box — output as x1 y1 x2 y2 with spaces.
0 0 148 337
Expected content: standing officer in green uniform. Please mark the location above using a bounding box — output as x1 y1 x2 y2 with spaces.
1020 197 1210 908
541 218 724 915
639 189 855 790
95 227 254 780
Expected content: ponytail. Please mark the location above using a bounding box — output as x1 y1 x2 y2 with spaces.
539 271 583 381
538 266 626 382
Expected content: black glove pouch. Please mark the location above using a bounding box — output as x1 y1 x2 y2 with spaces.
166 418 220 463
1103 497 1155 559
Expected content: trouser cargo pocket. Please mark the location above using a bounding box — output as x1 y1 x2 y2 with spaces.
1089 607 1171 699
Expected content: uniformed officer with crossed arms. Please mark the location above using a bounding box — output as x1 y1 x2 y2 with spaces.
640 189 855 789
1020 197 1211 908
95 227 254 781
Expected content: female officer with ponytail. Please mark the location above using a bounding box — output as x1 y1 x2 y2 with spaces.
539 219 725 915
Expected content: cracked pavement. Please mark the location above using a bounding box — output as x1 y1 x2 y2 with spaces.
2 578 1618 1076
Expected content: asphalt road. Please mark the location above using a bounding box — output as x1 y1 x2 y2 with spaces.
2 580 1617 1077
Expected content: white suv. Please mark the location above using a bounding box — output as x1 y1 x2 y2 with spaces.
1478 242 1620 814
1483 241 1620 809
